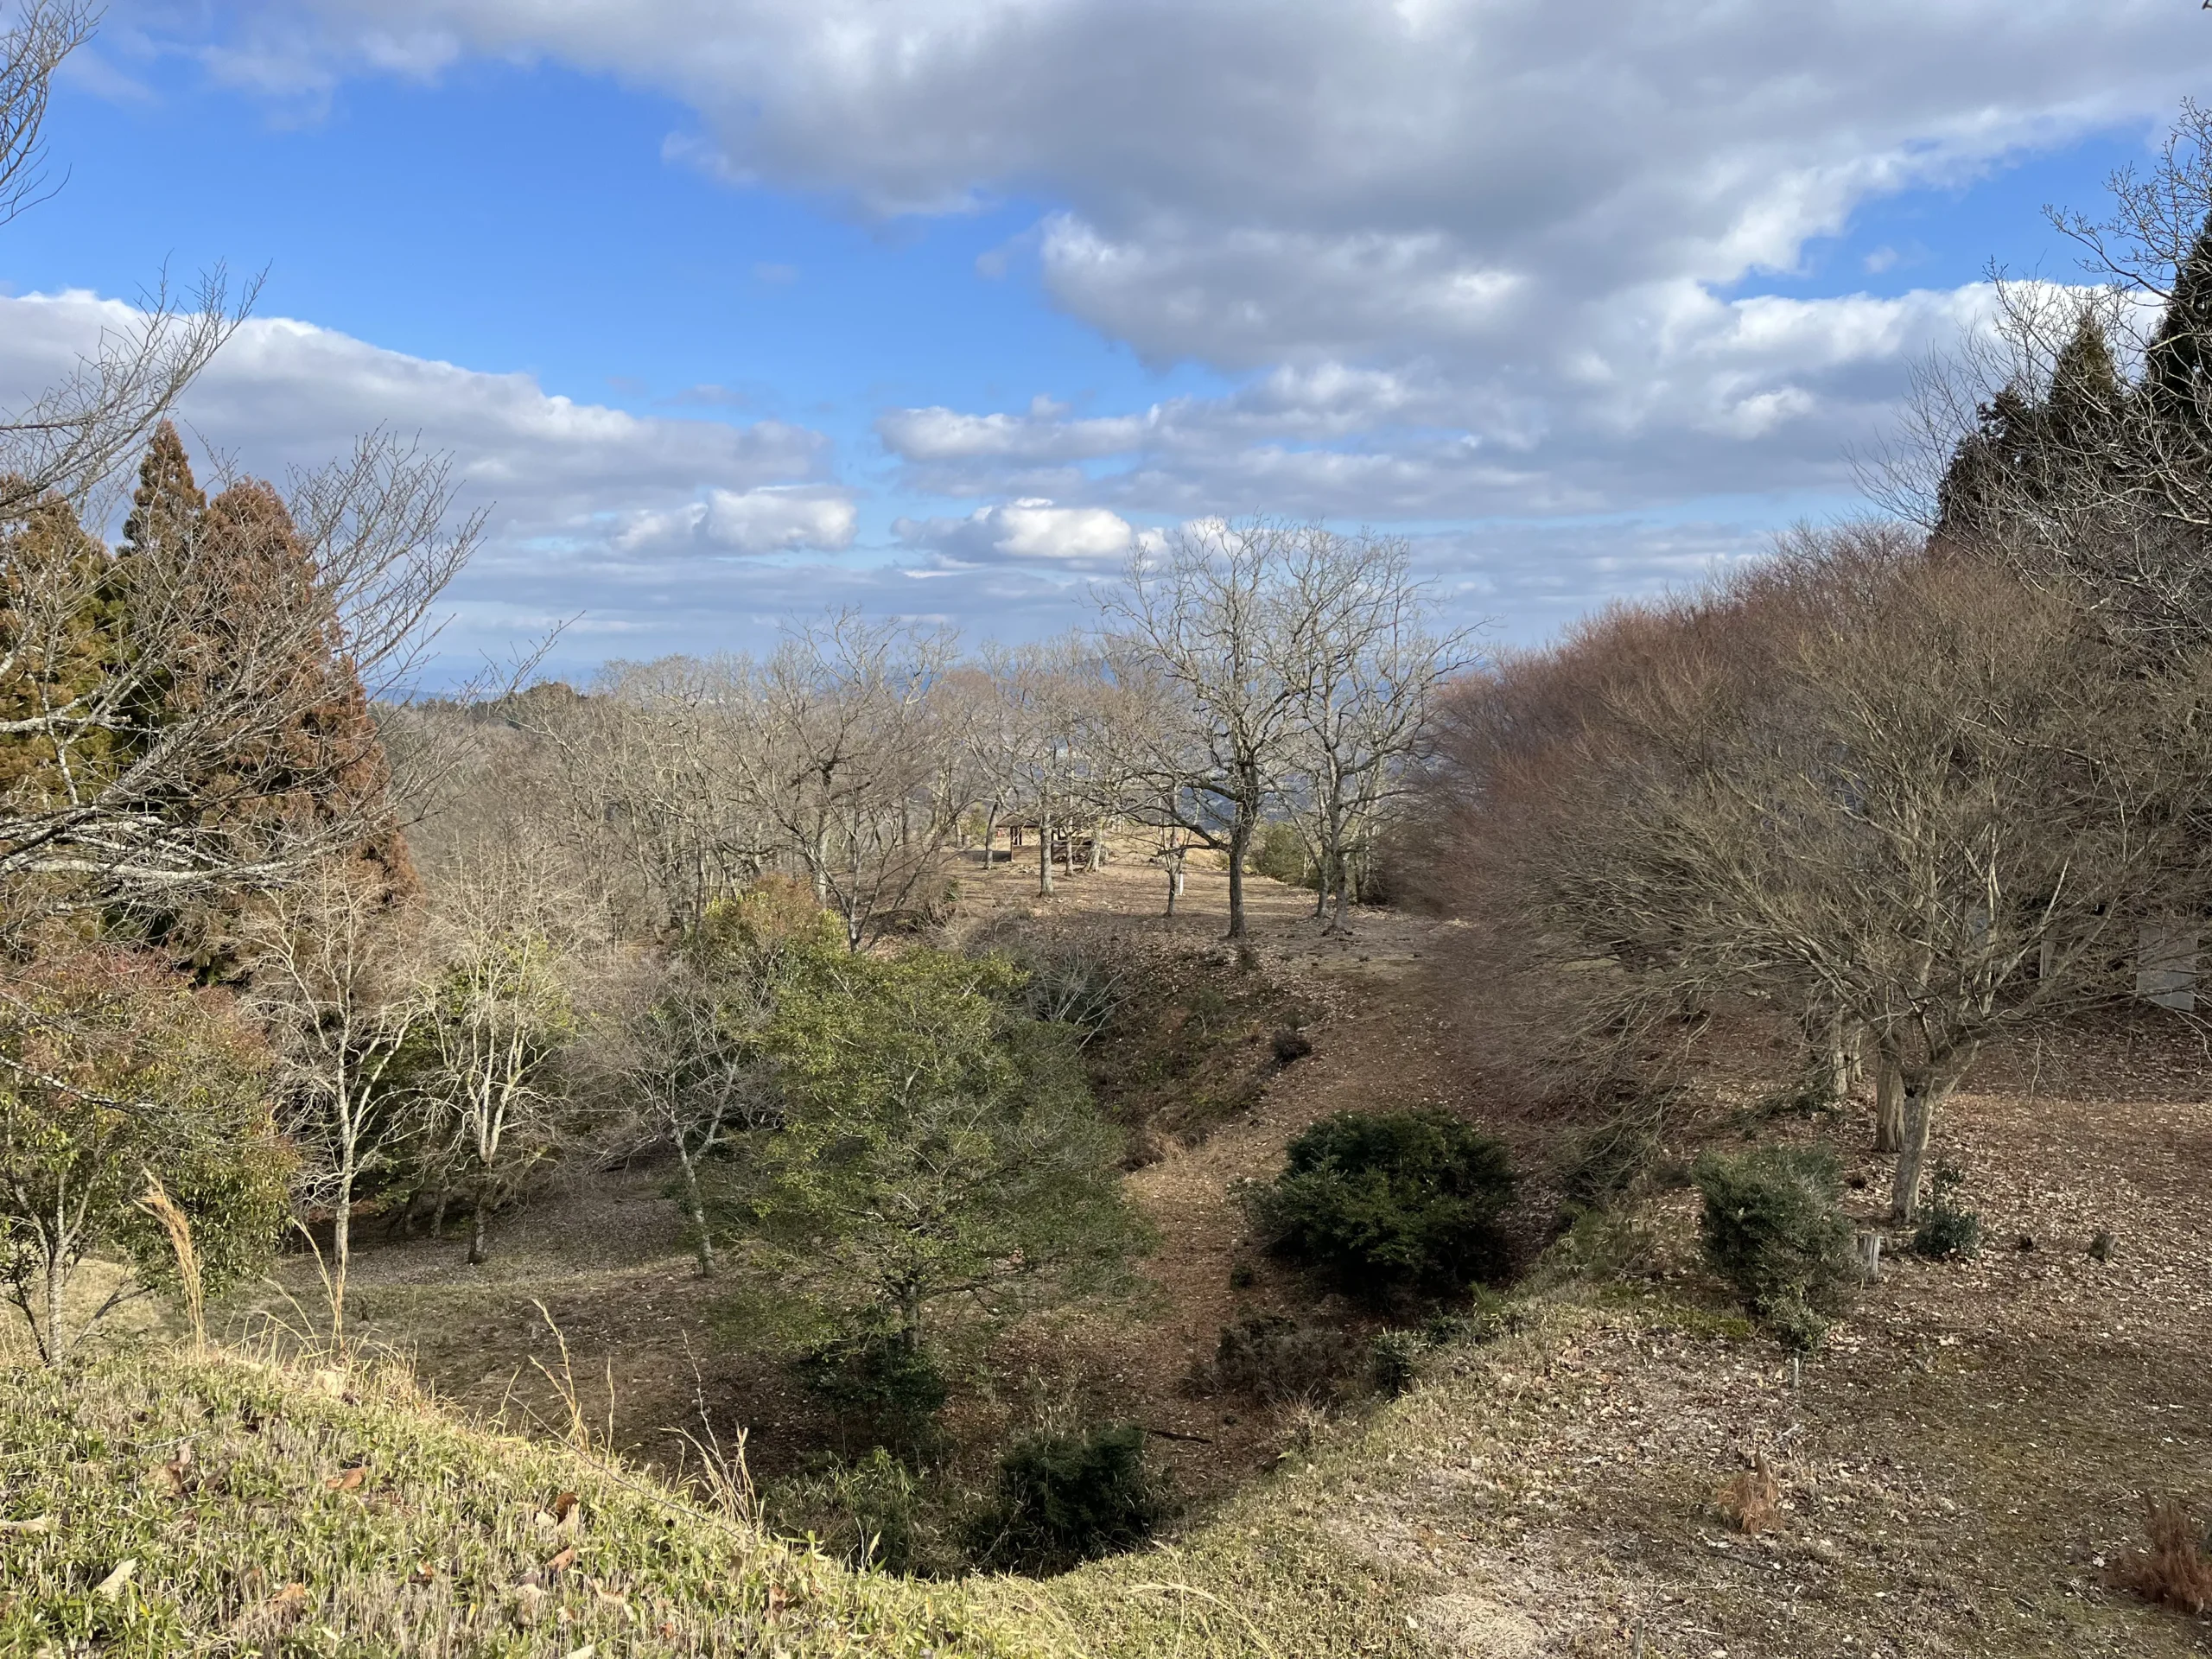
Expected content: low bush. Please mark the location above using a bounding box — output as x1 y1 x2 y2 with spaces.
1246 1109 1516 1300
1560 1111 1664 1211
795 1335 950 1451
969 1424 1166 1574
1910 1163 1982 1261
1006 933 1137 1042
1368 1328 1427 1397
1247 821 1313 887
1202 1313 1363 1404
1692 1144 1855 1350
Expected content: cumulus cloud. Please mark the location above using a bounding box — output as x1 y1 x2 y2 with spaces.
0 294 830 527
175 0 2196 533
0 289 858 668
894 499 1137 568
93 0 2212 655
615 485 858 556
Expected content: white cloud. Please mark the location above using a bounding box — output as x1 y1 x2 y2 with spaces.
0 289 855 668
894 499 1135 567
616 485 858 556
93 0 2212 658
176 0 2201 538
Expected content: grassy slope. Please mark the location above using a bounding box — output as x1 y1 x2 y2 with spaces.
0 1349 1042 1658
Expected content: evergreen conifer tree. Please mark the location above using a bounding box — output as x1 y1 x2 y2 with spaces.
106 430 417 968
2145 211 2212 430
120 420 206 563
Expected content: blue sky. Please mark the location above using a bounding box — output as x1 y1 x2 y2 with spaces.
2 3 2208 680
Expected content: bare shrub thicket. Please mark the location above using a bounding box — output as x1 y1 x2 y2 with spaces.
1419 524 2212 1220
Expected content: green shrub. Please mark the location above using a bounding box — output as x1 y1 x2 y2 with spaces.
795 1334 950 1450
1204 1313 1363 1404
1247 822 1313 887
1910 1163 1982 1261
1369 1328 1427 1397
1249 1109 1516 1300
969 1424 1166 1574
1692 1144 1855 1349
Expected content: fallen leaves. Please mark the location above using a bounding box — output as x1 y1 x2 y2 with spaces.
0 1516 54 1535
92 1559 137 1601
324 1464 368 1493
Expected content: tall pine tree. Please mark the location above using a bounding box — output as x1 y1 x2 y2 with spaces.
2145 210 2212 431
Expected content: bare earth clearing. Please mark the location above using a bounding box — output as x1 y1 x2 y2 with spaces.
231 852 2212 1656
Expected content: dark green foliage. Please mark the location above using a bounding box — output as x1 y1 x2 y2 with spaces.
1204 1313 1363 1404
970 1424 1165 1574
1910 1164 1982 1261
794 1334 950 1451
1249 1109 1516 1300
1247 821 1313 887
2147 215 2212 426
1692 1145 1855 1350
721 941 1151 1353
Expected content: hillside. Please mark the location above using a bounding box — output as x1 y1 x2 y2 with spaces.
0 1346 1034 1657
8 861 2211 1656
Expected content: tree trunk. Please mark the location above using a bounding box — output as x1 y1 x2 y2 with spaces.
1165 847 1184 917
1873 1060 1904 1154
1089 821 1104 872
1226 823 1252 939
677 1145 715 1278
982 804 999 874
1890 1080 1940 1223
430 1181 451 1238
467 1192 490 1266
1037 807 1053 897
329 1135 358 1352
332 1199 352 1353
43 1230 64 1365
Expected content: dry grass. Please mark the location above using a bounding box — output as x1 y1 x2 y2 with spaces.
0 1344 1043 1656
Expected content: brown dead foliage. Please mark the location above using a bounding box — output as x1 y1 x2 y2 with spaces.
2122 1496 2212 1616
1716 1451 1783 1535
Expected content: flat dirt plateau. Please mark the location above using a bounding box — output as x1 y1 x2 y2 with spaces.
244 851 2212 1657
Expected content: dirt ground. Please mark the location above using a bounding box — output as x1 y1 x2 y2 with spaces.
233 849 2212 1653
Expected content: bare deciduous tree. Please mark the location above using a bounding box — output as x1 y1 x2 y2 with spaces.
238 860 423 1346
1100 521 1320 941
